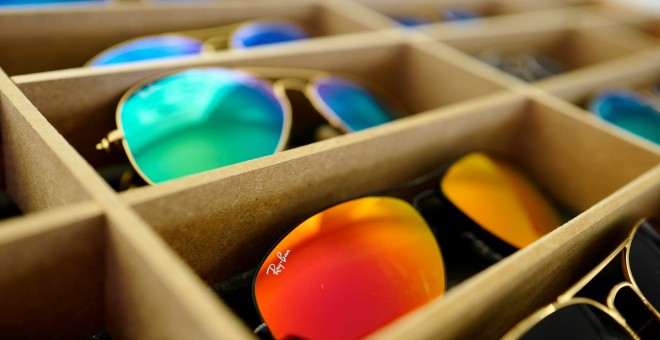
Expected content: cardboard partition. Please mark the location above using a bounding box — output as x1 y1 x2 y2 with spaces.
429 18 658 83
110 91 660 338
583 2 660 38
104 211 256 340
13 36 511 192
0 0 381 76
0 69 98 212
0 201 254 339
538 47 660 104
0 203 107 339
0 1 659 339
536 47 660 148
354 0 567 25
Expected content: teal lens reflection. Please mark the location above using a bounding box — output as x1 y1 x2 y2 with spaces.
119 68 286 183
312 76 397 132
589 89 660 145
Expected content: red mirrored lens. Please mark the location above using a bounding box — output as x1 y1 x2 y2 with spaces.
254 196 445 340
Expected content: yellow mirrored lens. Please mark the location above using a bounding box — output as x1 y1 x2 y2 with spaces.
441 152 561 248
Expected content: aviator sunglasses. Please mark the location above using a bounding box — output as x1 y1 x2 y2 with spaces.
503 217 660 339
251 151 564 340
392 7 481 27
96 67 404 184
589 86 660 145
476 49 565 82
86 18 310 66
0 0 105 6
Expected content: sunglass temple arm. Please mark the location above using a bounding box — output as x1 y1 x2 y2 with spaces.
96 129 124 152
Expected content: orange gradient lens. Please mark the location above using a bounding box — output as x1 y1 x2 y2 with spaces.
441 152 561 249
253 196 445 340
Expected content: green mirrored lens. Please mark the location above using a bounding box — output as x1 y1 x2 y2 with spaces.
119 68 286 183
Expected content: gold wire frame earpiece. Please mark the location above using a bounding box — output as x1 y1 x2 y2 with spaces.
96 129 123 152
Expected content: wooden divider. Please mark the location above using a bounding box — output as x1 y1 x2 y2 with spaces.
0 1 658 339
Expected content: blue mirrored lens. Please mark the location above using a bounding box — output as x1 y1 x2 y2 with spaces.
120 68 286 183
392 8 480 27
89 36 204 66
313 76 397 132
230 20 308 49
392 15 434 27
589 90 660 145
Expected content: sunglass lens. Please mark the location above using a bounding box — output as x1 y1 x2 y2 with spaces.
392 15 434 27
254 196 444 340
1 0 104 5
443 8 481 21
440 152 561 249
589 90 660 145
628 219 660 312
229 20 309 49
311 75 398 132
519 303 631 340
119 68 286 183
89 36 205 66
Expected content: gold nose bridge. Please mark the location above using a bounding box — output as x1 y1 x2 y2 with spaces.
273 78 307 93
202 35 230 51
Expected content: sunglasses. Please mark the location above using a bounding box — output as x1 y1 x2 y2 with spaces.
0 0 105 5
86 18 310 66
96 67 405 185
251 151 563 340
589 87 660 145
476 49 565 82
503 217 660 339
392 7 481 27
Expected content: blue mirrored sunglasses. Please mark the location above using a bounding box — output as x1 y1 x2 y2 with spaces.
87 18 309 66
392 7 481 27
589 87 660 145
0 0 105 6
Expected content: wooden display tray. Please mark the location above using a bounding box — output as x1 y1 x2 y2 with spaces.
0 1 659 339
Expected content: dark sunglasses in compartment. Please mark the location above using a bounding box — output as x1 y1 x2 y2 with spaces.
504 217 660 340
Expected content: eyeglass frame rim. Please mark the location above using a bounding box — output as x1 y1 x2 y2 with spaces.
502 218 660 339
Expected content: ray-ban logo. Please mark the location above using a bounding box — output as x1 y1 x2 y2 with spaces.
266 250 291 275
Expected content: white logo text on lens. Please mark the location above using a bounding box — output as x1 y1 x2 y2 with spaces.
266 250 291 275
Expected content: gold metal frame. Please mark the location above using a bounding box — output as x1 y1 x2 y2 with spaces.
96 66 408 185
503 219 660 339
85 18 310 66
